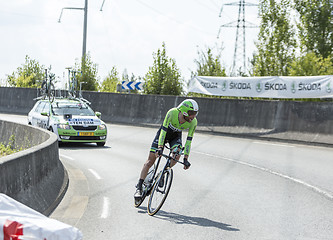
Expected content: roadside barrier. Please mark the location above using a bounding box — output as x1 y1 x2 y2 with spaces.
0 86 332 146
0 119 67 215
82 91 333 146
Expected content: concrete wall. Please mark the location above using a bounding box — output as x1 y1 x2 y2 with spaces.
0 87 37 114
0 120 67 215
82 91 333 145
1 87 332 145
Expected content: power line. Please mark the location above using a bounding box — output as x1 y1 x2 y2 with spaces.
0 10 55 21
193 0 218 13
135 0 216 36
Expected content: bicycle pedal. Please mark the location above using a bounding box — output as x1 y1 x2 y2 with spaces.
134 196 141 201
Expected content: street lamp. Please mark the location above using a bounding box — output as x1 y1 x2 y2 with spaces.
58 0 88 68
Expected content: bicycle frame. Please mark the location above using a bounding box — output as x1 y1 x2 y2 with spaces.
66 68 78 98
143 145 184 196
134 144 186 209
145 145 187 215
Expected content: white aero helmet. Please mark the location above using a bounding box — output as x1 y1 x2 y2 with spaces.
177 99 199 117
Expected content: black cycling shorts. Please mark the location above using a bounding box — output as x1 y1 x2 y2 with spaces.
150 126 182 153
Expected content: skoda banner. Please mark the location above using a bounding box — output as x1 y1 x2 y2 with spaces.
188 75 333 98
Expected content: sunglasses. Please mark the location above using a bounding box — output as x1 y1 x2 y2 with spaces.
188 110 198 116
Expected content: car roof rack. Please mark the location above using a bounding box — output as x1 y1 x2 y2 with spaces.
34 88 91 105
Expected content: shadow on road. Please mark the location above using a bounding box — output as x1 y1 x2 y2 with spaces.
59 142 111 150
137 207 239 232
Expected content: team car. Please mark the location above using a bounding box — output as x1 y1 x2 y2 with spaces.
28 98 107 146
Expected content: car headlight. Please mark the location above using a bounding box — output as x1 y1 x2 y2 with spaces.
98 124 107 130
57 123 71 130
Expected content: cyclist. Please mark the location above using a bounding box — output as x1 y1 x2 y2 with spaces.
134 99 199 199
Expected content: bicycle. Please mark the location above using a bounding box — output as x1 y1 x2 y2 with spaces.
134 145 190 216
41 69 55 102
67 69 81 98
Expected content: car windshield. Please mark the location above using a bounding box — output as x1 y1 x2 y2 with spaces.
51 102 95 116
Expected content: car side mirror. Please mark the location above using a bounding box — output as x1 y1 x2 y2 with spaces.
41 112 48 116
95 111 101 119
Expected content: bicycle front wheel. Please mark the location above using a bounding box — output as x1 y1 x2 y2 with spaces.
147 168 173 216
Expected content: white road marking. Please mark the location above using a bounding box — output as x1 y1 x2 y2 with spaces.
63 196 89 219
51 164 89 226
59 154 75 161
101 197 110 219
88 168 102 180
71 168 87 180
193 150 333 200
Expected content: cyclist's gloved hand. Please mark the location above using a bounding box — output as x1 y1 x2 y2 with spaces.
183 158 191 170
155 147 163 157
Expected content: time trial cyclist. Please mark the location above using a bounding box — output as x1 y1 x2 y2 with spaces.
134 99 199 199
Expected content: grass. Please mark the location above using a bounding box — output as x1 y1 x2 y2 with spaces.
0 143 18 156
0 135 23 157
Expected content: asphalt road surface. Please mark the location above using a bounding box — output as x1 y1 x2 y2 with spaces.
1 113 333 239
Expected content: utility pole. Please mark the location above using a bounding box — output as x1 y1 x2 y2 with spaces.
218 0 258 76
82 0 88 64
58 0 88 64
100 0 106 11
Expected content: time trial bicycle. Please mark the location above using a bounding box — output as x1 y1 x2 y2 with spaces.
134 145 190 216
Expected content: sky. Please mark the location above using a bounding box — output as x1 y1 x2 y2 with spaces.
0 0 260 88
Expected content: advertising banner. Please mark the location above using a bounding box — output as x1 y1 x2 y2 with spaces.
188 75 333 98
0 194 82 240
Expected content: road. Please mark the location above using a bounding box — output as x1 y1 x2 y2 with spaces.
1 113 333 239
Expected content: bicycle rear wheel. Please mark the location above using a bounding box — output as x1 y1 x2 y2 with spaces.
48 82 55 102
41 82 47 99
134 167 155 208
147 168 173 216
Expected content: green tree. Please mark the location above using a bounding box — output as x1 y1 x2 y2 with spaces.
7 55 45 88
74 52 99 91
192 47 226 77
294 0 333 59
122 69 129 81
289 52 333 76
144 42 183 95
100 66 119 92
252 0 297 76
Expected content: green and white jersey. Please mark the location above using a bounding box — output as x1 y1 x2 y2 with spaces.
158 108 197 156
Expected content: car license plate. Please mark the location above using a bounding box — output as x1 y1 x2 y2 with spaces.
78 132 94 136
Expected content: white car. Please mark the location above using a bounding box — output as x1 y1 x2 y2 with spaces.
28 98 107 146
